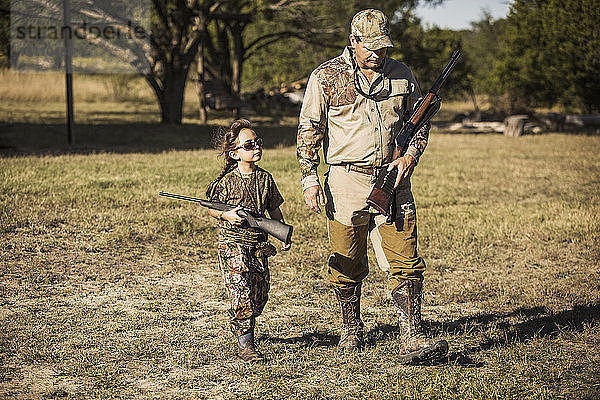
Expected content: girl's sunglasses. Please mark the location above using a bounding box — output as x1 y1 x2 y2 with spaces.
235 137 263 151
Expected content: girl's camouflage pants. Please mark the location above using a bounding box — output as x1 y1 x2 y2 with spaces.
217 241 270 336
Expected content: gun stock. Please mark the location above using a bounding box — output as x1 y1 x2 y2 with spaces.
159 191 293 244
237 210 293 244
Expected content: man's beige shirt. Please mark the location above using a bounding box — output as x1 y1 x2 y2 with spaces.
297 47 429 191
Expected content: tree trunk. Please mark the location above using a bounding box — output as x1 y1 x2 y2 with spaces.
195 42 208 125
231 24 244 96
231 23 244 119
469 87 481 122
153 67 188 125
216 21 233 91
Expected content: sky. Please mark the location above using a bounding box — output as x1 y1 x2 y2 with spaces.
414 0 512 30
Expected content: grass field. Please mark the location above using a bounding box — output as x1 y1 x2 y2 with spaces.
1 70 600 399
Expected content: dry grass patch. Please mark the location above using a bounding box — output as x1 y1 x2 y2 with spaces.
1 132 599 399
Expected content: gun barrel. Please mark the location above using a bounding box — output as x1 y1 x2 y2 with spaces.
158 191 233 211
430 50 461 93
159 191 202 203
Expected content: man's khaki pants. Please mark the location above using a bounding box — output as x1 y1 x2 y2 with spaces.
324 165 426 291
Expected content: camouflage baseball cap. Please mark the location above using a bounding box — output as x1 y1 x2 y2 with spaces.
351 9 394 50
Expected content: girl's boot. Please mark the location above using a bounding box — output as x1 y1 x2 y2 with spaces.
237 329 264 362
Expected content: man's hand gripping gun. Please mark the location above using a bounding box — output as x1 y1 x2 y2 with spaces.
159 191 293 245
367 50 461 216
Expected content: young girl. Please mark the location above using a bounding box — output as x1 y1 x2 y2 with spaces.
206 119 290 362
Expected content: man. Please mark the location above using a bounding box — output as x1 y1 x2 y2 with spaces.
297 9 448 364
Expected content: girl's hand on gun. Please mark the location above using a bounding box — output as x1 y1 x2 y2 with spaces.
221 207 245 225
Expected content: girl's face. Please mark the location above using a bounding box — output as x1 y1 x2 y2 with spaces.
231 128 262 165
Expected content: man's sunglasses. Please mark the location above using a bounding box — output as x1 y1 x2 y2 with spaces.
235 137 263 151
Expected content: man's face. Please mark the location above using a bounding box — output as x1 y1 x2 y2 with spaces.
350 34 387 70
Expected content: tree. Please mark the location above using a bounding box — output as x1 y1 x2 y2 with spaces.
194 0 348 122
490 0 600 113
462 12 507 96
0 0 8 67
144 1 204 124
198 1 439 114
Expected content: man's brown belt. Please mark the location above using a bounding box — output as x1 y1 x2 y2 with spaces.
341 163 376 175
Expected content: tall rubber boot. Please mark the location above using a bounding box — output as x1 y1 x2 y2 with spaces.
333 282 364 351
392 280 448 364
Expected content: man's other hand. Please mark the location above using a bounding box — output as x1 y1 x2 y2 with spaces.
303 184 326 214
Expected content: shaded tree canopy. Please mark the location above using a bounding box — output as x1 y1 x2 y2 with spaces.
490 0 600 113
242 1 443 92
461 12 507 96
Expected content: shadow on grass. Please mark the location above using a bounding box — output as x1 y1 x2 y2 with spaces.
286 305 600 367
0 122 297 156
262 331 339 348
433 303 600 366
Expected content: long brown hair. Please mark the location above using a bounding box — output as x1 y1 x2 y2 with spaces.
205 119 253 198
